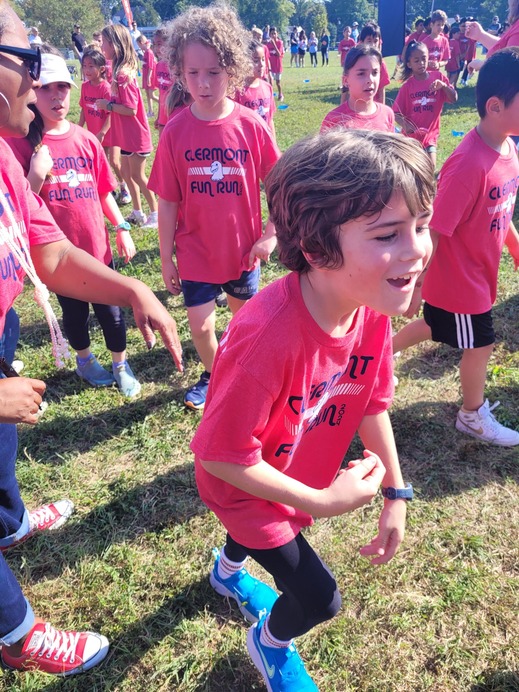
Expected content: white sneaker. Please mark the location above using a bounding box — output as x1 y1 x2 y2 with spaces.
456 400 519 446
118 188 132 205
125 210 147 226
141 211 158 229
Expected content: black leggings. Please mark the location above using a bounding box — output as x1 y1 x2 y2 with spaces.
226 532 341 640
321 49 328 65
56 262 126 353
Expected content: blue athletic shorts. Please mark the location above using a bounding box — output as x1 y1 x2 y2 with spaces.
182 267 260 308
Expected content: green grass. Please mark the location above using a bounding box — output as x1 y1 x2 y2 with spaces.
1 53 518 691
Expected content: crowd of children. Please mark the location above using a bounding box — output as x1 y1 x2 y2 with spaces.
1 1 519 688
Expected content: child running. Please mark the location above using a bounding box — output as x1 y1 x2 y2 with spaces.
148 5 280 410
6 52 142 397
322 45 395 132
153 27 174 137
393 48 519 447
393 40 457 168
78 47 131 205
191 128 434 690
98 24 158 228
234 40 276 136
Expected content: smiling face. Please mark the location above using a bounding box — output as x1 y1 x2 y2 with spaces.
183 42 229 119
0 7 40 138
35 82 71 130
343 55 380 102
311 193 432 320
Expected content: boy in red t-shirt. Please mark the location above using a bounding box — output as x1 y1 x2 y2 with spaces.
267 26 284 101
421 9 451 70
192 129 435 690
394 49 519 446
149 6 280 411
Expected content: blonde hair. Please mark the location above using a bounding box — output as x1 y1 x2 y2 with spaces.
101 24 138 92
164 3 253 94
266 129 435 273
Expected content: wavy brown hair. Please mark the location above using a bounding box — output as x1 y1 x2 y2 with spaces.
101 23 138 93
265 129 435 274
164 3 252 94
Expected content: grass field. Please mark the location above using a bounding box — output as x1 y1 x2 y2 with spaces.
1 53 518 691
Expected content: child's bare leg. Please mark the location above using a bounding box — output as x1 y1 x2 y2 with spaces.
226 294 249 316
459 344 493 411
108 146 124 186
392 318 432 353
121 156 141 211
187 302 218 373
128 154 158 213
276 78 283 100
428 149 437 169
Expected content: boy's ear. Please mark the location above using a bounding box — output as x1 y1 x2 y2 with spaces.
486 96 502 116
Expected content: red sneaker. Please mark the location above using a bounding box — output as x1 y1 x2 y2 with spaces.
1 622 109 676
0 500 74 552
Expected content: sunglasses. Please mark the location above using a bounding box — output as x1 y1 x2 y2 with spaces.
0 44 41 81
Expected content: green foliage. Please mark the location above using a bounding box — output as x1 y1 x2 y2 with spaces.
326 0 375 28
291 0 328 36
20 0 105 50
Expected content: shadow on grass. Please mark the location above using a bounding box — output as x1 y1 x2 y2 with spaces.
470 669 519 691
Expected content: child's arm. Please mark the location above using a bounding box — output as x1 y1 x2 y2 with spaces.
505 220 519 270
465 21 500 50
100 191 136 263
357 411 407 565
27 145 54 193
200 450 385 518
78 111 86 128
31 239 183 369
430 79 457 103
376 86 386 104
95 98 136 117
96 114 111 144
248 218 277 267
158 197 182 295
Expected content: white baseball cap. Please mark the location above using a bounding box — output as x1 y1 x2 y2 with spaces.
39 53 78 88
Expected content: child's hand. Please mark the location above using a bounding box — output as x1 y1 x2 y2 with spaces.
116 230 136 263
429 79 444 92
468 58 484 74
95 98 110 111
248 234 277 267
161 257 182 295
31 145 53 180
428 60 439 70
464 21 484 41
315 450 385 517
96 130 107 144
359 495 407 565
0 377 46 425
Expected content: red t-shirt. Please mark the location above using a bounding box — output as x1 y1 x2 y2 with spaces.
487 22 519 57
446 39 462 72
338 37 356 66
375 59 391 103
406 30 425 44
422 33 450 65
262 44 271 79
234 80 275 131
0 140 64 333
424 128 519 314
109 71 152 153
79 79 113 146
154 59 174 126
267 39 284 73
191 271 394 550
393 71 450 147
321 100 395 133
458 35 476 62
6 124 117 265
148 102 280 283
141 47 156 89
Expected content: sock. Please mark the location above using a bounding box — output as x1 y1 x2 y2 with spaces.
112 360 127 370
260 614 292 649
217 546 246 580
76 354 94 366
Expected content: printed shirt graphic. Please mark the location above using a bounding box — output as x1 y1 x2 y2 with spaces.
321 100 395 133
393 71 450 147
234 80 276 131
108 72 153 153
7 124 117 265
154 59 174 126
422 33 451 63
80 79 113 145
191 272 393 550
424 127 519 314
0 140 64 333
148 103 280 283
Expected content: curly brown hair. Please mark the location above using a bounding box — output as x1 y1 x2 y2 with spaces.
164 3 253 94
265 129 435 274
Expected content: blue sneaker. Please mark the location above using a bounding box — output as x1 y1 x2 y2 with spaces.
247 616 318 691
209 549 278 623
76 355 115 387
184 371 210 410
112 361 141 398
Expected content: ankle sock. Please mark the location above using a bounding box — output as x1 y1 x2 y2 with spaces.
260 615 292 649
112 360 127 370
217 546 246 580
76 354 94 367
